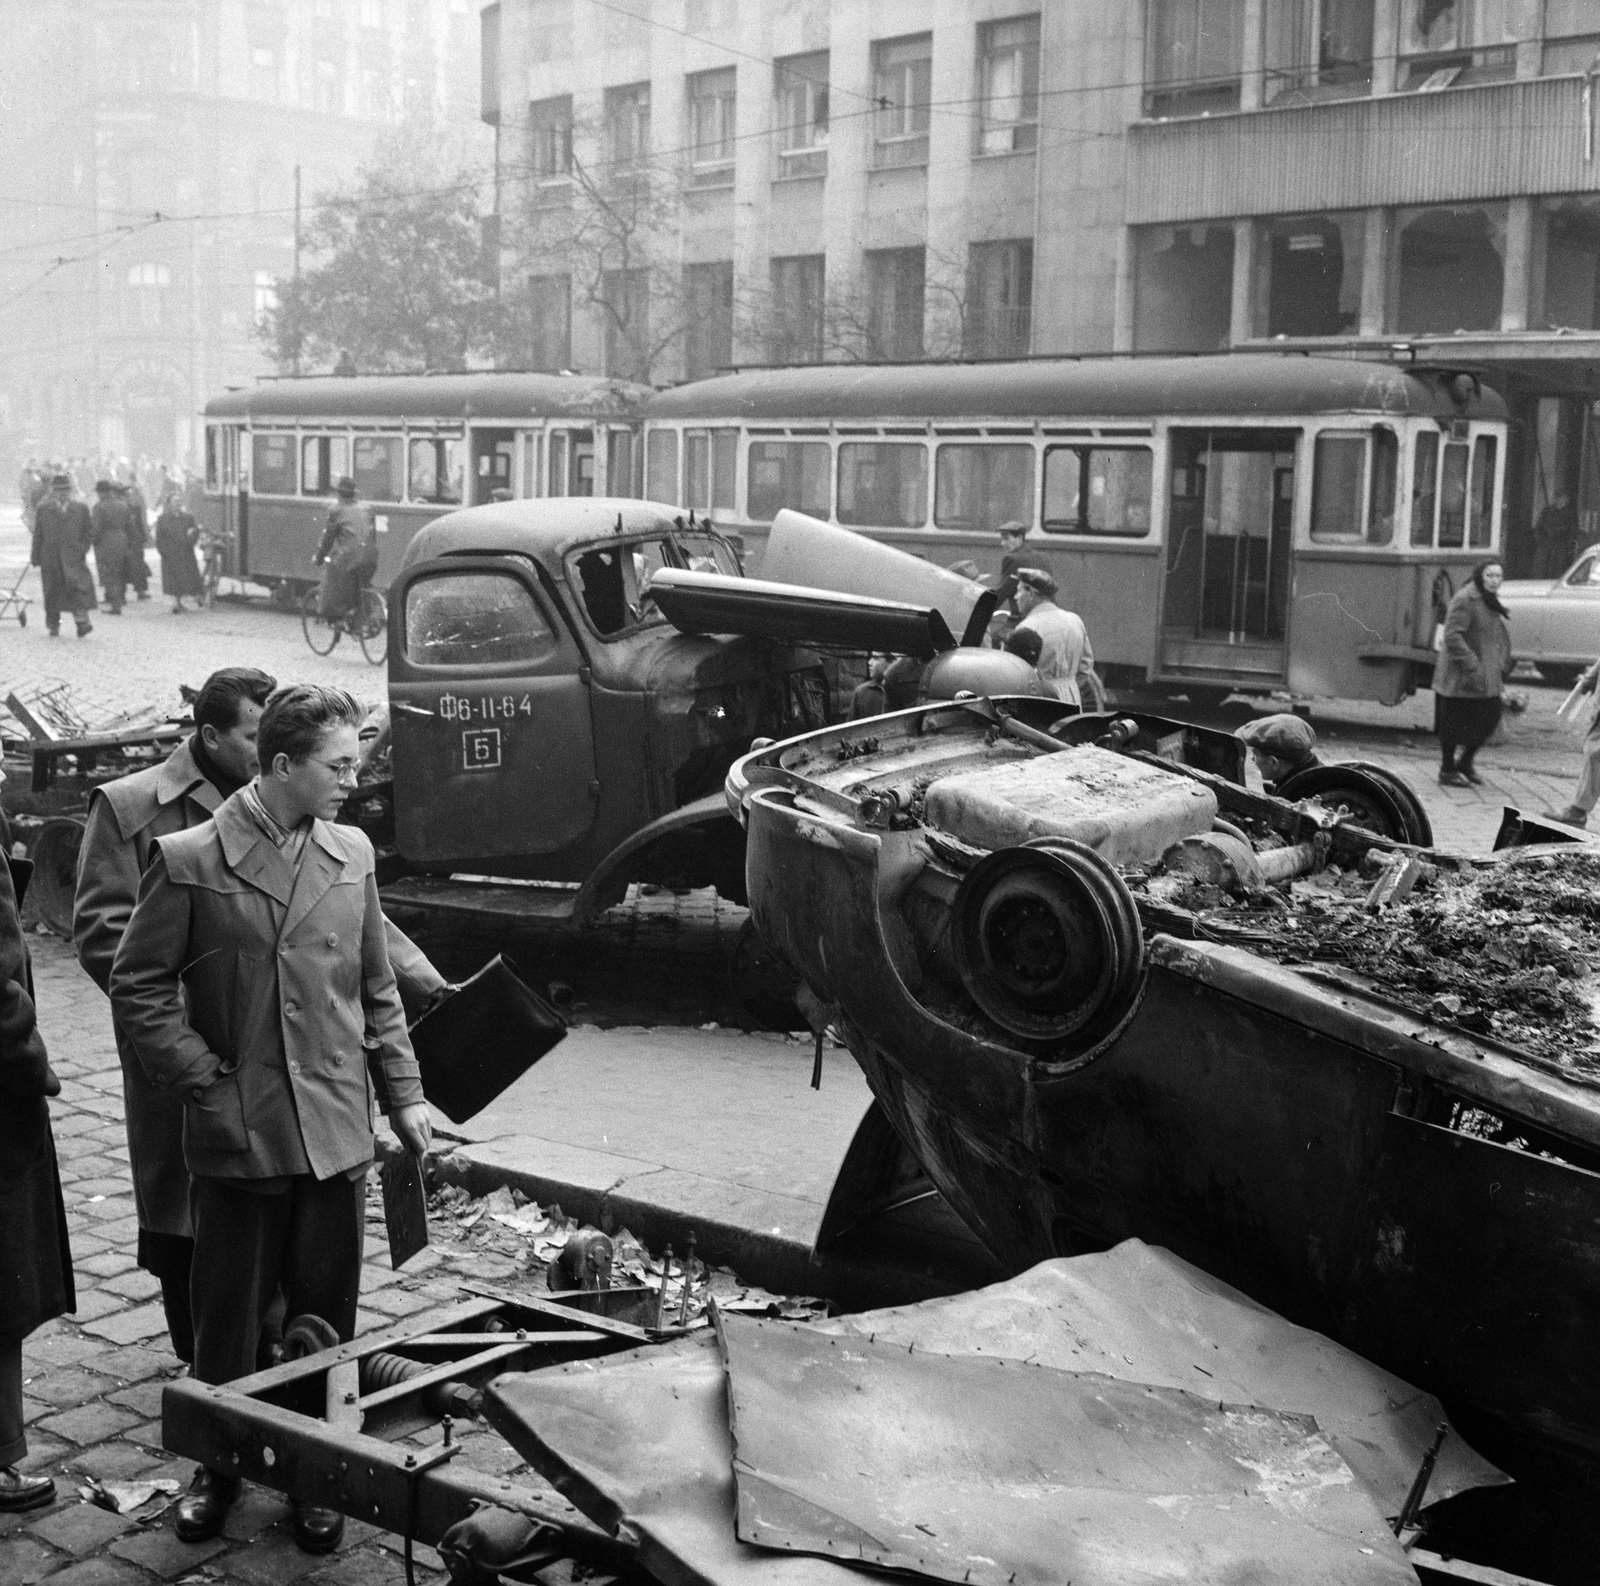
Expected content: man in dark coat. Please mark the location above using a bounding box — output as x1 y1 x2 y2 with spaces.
75 671 446 1367
90 479 134 614
30 474 96 637
1 768 74 1513
116 479 152 601
110 685 436 1553
314 476 377 621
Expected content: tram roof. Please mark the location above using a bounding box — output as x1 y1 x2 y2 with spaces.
643 354 1507 424
203 371 650 423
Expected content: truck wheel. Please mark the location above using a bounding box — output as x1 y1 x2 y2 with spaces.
25 817 84 936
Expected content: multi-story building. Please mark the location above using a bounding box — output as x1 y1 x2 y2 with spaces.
482 0 1600 567
0 0 483 473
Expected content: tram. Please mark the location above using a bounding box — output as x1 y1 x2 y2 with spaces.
640 355 1508 705
198 372 649 602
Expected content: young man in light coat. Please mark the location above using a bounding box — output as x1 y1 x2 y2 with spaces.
110 686 432 1553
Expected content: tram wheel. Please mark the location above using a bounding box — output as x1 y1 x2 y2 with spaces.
952 839 1144 1054
301 588 341 656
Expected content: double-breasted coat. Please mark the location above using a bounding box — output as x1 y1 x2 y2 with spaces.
109 792 424 1182
77 746 444 1225
30 497 97 620
90 494 134 595
1 857 74 1343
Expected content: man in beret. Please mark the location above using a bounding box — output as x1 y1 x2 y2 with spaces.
1012 568 1096 706
1235 713 1322 796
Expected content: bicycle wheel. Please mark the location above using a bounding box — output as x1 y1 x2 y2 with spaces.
302 587 341 655
356 587 388 666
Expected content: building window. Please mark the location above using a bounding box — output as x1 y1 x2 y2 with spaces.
1144 0 1243 117
964 240 1032 358
1397 0 1514 88
872 34 932 168
605 82 651 168
1395 203 1506 334
602 267 650 381
127 262 171 329
775 51 829 179
253 271 276 327
1543 197 1600 330
1133 224 1233 351
687 67 736 187
1264 0 1373 103
314 58 341 114
529 273 571 371
683 261 733 380
1257 212 1365 337
530 95 573 182
769 254 825 364
246 5 281 101
865 247 925 360
977 15 1040 154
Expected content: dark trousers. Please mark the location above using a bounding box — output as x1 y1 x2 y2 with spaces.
138 1230 195 1365
1 1339 24 1466
190 1172 365 1390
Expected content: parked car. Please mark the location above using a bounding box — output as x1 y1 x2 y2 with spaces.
1499 551 1600 685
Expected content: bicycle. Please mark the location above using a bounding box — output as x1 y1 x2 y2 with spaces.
302 584 387 665
197 529 232 609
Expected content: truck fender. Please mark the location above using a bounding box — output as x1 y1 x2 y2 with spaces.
571 792 747 927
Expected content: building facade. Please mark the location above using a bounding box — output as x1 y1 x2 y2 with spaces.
482 0 1600 568
0 0 483 475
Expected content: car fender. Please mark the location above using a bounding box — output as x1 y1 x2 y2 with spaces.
571 792 747 927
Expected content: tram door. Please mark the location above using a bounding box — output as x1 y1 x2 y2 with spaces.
470 428 516 504
1160 428 1296 684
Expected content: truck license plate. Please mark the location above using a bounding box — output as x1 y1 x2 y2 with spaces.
462 728 502 771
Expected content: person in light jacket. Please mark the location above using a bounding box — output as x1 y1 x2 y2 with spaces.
1431 559 1512 787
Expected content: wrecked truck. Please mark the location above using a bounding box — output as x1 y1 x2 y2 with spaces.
727 699 1600 1499
377 501 1027 940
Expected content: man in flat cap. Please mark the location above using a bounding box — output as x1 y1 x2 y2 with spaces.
1235 713 1322 797
29 474 96 637
1012 568 1096 706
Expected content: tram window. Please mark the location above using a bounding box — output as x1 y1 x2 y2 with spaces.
838 443 928 528
647 430 679 503
747 441 830 522
1310 433 1367 542
1468 434 1497 548
301 435 349 496
252 432 297 495
404 571 555 667
353 436 403 502
607 430 636 497
408 438 465 505
1368 427 1398 545
205 427 220 492
1042 447 1152 536
1410 431 1439 547
935 444 1033 532
685 429 738 512
1439 441 1469 549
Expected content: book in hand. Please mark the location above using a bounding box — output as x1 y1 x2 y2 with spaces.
409 953 567 1124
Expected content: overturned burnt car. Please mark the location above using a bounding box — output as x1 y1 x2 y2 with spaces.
726 700 1600 1499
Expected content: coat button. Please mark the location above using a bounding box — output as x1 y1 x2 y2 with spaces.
290 1061 301 1074
191 1088 202 1100
331 1052 343 1066
326 933 338 947
284 1001 298 1016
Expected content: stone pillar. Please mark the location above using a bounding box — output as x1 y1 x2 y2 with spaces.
1371 0 1400 96
1501 196 1535 332
1240 0 1265 111
1359 208 1389 335
1229 218 1258 343
1113 227 1136 352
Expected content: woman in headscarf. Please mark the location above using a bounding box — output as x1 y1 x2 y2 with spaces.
1432 559 1512 787
154 491 205 612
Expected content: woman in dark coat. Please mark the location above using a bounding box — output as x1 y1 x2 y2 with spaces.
154 494 204 612
1432 559 1512 787
0 834 73 1511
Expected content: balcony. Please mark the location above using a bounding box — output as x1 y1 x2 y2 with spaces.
1126 72 1600 227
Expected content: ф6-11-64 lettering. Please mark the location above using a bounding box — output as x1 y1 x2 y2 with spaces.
438 693 534 723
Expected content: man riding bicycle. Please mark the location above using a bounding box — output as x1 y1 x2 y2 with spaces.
313 476 378 624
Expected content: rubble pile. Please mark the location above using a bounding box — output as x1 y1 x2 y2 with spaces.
1140 845 1600 1076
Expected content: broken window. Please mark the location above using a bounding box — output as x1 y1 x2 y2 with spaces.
1395 203 1506 334
1264 0 1374 102
1259 212 1365 337
404 572 555 667
1144 0 1243 117
1398 0 1514 88
1543 197 1600 331
1133 224 1233 351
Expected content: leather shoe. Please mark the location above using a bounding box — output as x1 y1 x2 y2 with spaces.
0 1466 55 1512
1437 769 1469 787
292 1500 344 1554
174 1467 239 1542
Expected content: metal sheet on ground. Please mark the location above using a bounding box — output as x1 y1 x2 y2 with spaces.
485 1334 854 1586
820 1239 1506 1515
713 1311 1415 1586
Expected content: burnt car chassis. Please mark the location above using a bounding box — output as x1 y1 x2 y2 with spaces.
159 1284 678 1584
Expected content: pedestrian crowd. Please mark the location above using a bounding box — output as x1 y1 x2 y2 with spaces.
1 671 451 1559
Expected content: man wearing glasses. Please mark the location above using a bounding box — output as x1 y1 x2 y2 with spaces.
110 685 431 1555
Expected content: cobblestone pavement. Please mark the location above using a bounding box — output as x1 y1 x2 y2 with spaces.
0 934 553 1586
